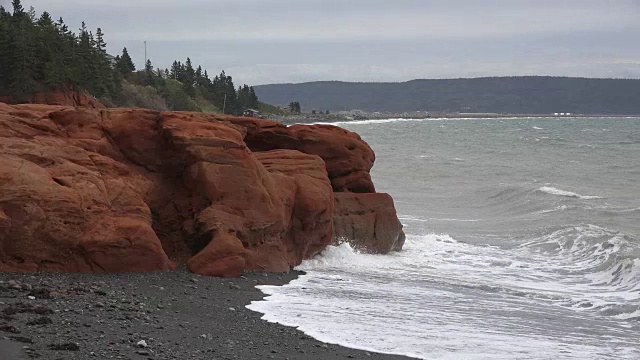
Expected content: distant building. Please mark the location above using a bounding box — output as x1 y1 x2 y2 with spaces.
243 109 264 119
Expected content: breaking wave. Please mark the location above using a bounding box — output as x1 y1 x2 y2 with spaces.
537 186 603 200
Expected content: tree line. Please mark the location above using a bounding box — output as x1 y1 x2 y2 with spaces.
0 0 261 114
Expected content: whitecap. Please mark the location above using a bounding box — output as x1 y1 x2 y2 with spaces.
537 186 603 200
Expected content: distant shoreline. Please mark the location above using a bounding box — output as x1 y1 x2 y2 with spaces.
271 112 640 125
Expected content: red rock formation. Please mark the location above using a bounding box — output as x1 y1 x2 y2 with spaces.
0 103 403 277
333 193 405 254
0 88 106 109
227 118 376 193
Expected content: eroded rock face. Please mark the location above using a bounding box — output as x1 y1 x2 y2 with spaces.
333 193 405 254
0 103 403 277
227 118 376 193
0 89 106 109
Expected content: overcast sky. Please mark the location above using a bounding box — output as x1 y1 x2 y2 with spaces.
10 0 640 85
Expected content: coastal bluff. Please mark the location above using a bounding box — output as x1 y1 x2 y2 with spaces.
0 103 404 277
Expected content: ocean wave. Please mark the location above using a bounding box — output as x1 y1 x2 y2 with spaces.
314 118 425 126
537 186 603 200
314 116 514 126
399 215 481 223
520 224 640 315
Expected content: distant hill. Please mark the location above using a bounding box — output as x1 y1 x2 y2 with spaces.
253 76 640 115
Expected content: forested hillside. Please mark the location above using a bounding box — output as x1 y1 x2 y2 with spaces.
254 77 640 115
0 0 271 114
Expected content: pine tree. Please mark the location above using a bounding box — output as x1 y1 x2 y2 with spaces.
33 11 56 87
289 102 301 113
11 0 23 16
116 47 135 76
74 21 95 92
195 65 203 86
249 86 258 108
0 7 10 95
92 27 113 97
7 1 37 102
183 57 195 96
144 59 154 86
94 27 106 53
170 61 179 80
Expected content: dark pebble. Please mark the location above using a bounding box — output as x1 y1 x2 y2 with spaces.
48 342 80 351
9 335 33 343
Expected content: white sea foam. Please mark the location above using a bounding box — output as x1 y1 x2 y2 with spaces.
399 214 481 222
314 118 425 126
249 230 640 359
532 126 544 130
537 186 603 200
314 117 510 126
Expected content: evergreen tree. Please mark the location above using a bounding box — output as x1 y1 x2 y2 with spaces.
44 17 74 88
74 21 96 93
92 27 113 97
0 6 10 95
289 102 301 113
195 65 203 86
144 59 154 86
116 47 135 76
11 0 23 16
7 0 37 102
94 27 106 53
249 86 258 108
0 0 263 112
183 57 195 96
33 11 56 86
170 61 179 80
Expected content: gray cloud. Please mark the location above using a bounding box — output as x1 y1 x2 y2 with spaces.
12 0 640 84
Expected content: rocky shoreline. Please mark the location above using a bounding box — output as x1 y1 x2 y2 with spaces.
0 268 414 360
0 102 409 358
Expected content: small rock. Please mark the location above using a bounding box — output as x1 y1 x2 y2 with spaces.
9 336 32 343
229 284 240 290
28 288 52 299
228 307 236 311
136 340 148 348
26 316 52 326
48 342 80 351
0 325 20 334
27 296 36 300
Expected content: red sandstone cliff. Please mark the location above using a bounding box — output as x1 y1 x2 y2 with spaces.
0 89 106 110
0 103 404 277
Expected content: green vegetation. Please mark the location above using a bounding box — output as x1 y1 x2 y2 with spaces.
257 101 288 116
0 0 275 115
288 101 301 114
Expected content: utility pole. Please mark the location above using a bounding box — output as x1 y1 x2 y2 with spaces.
144 41 147 65
223 93 227 114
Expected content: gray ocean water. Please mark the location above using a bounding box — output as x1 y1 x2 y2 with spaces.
249 116 640 359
